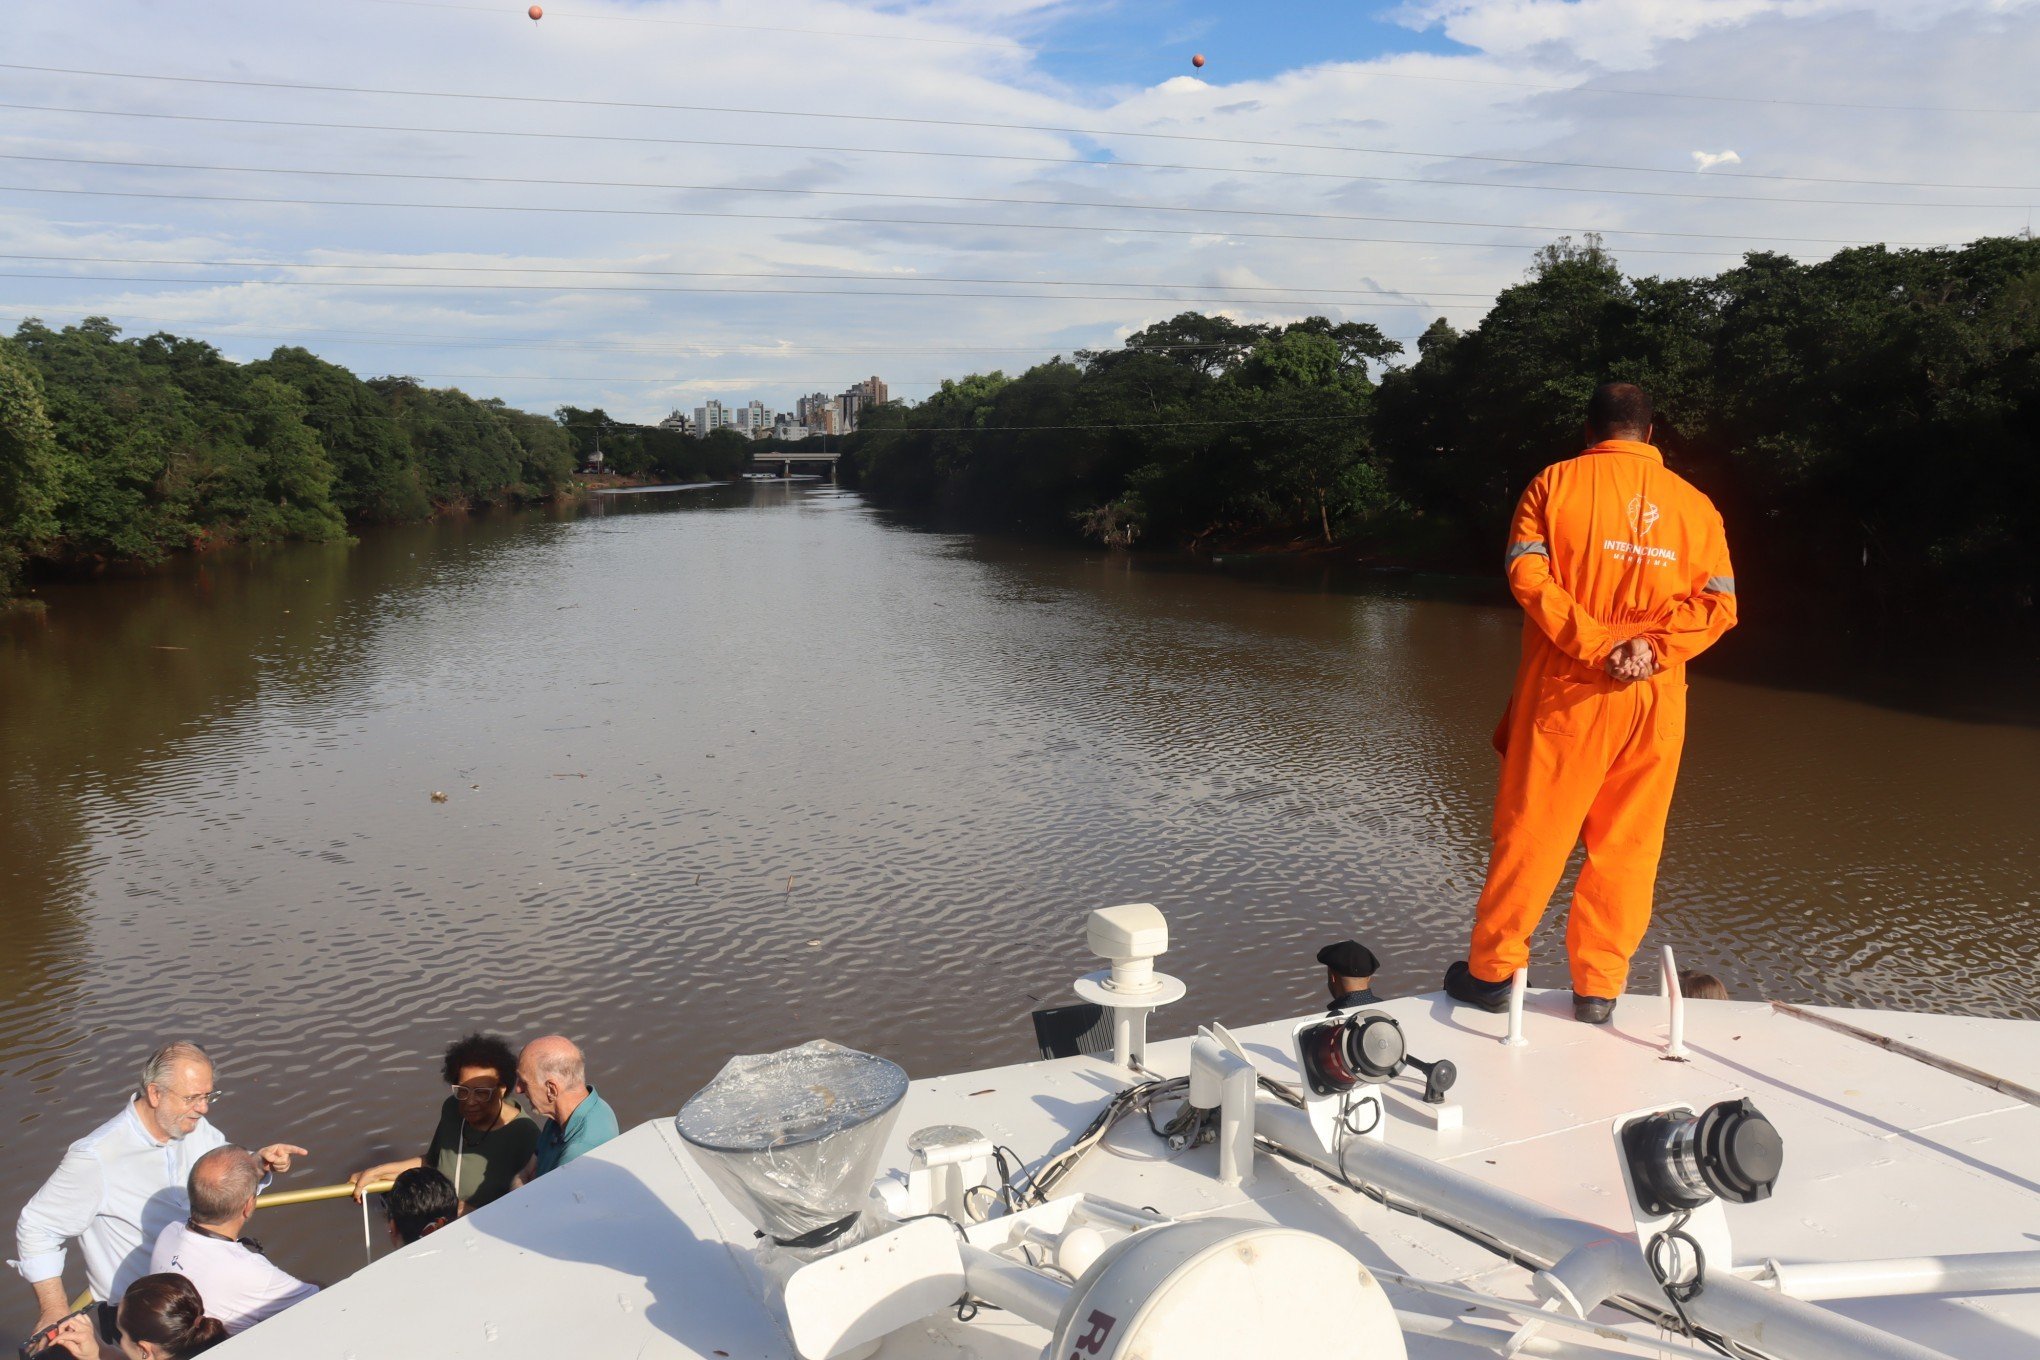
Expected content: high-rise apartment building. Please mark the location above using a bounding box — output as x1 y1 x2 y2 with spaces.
694 400 732 433
797 391 832 428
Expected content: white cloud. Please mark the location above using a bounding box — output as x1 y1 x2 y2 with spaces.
1 0 2035 419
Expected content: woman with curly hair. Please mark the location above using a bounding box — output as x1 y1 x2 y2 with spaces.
347 1033 537 1212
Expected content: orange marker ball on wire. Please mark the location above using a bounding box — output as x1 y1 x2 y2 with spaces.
1191 53 1205 68
528 4 542 19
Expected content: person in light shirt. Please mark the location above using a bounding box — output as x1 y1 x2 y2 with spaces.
12 1042 308 1332
149 1147 317 1334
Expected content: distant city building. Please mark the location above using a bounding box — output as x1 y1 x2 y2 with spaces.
694 400 733 433
699 384 876 438
658 409 692 435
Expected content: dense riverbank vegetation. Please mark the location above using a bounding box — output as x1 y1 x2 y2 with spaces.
5 235 2037 640
552 407 755 485
850 236 2040 638
0 318 583 599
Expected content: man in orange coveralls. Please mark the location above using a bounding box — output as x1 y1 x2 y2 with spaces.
1444 384 1736 1024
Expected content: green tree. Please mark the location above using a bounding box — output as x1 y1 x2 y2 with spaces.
251 347 426 520
0 338 61 593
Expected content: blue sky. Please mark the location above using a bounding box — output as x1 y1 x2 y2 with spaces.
2 0 2035 420
1022 2 1472 90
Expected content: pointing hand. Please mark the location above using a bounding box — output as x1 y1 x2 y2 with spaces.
259 1143 309 1175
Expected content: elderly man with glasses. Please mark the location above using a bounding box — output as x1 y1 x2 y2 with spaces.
11 1040 307 1332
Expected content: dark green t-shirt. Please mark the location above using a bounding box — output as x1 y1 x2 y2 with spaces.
424 1096 539 1208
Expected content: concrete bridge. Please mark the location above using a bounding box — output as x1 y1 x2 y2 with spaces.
749 449 841 479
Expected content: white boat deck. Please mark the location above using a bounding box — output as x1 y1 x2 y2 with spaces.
218 991 2040 1358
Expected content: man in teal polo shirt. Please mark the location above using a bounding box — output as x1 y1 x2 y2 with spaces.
515 1035 619 1178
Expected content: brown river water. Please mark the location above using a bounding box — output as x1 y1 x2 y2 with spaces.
2 480 2036 1327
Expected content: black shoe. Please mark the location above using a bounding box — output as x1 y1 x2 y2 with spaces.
1573 994 1617 1025
1444 961 1512 1013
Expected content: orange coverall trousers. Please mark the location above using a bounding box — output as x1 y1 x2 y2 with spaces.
1466 440 1736 999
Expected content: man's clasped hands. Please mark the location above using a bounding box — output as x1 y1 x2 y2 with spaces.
1604 638 1659 683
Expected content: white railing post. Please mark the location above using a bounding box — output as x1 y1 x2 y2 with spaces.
1662 945 1688 1059
1503 968 1529 1047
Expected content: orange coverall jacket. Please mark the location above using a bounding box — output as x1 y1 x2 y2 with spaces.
1467 439 1737 998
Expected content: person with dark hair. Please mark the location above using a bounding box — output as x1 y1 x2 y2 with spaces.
380 1167 457 1247
1445 382 1737 1026
1315 941 1381 1013
40 1273 228 1359
347 1033 537 1212
148 1147 315 1333
1679 970 1730 1000
15 1042 308 1333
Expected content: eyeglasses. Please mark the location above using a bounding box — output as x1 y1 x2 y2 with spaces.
451 1083 503 1101
157 1087 225 1107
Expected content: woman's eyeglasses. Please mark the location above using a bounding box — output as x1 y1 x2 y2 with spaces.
451 1083 502 1101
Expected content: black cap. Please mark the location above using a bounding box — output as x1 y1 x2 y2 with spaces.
1316 940 1379 977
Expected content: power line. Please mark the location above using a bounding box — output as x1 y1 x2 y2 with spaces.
7 98 2035 195
1271 64 2040 117
1 143 1958 247
0 184 1832 260
344 2 2040 116
853 413 1370 433
0 309 1426 355
559 411 1374 433
371 372 946 384
348 0 1028 51
0 269 1491 308
7 136 2027 214
0 252 1496 300
3 63 2031 152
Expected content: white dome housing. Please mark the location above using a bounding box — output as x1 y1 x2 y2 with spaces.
1046 1219 1406 1359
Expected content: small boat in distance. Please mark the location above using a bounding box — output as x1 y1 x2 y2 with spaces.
225 906 2040 1359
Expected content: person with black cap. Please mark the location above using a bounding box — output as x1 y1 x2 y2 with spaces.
1317 941 1381 1013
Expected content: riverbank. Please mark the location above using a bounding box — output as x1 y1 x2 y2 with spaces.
0 321 581 607
848 238 2040 650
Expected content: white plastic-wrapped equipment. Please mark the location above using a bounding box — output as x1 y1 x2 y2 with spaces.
675 1040 909 1250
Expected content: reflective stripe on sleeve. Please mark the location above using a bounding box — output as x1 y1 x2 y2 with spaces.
1505 540 1548 564
1705 575 1736 594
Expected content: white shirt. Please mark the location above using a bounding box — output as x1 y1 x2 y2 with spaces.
12 1101 226 1302
150 1221 317 1333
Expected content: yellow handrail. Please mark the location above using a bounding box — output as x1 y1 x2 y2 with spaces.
256 1179 394 1208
